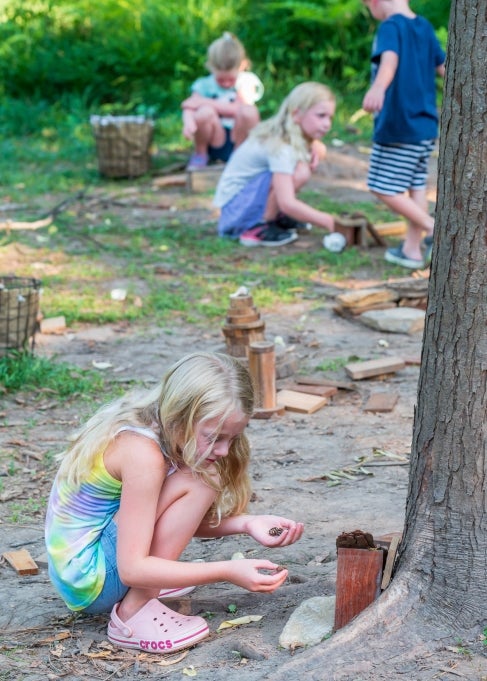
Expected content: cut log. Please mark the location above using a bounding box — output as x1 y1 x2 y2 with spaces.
345 357 405 380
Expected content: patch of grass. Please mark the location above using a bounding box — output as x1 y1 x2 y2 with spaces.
315 357 358 373
8 496 46 524
0 352 104 397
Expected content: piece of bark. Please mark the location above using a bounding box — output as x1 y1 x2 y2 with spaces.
380 535 401 590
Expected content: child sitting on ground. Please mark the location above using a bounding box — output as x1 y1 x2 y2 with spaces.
213 81 340 248
45 352 303 654
182 32 264 171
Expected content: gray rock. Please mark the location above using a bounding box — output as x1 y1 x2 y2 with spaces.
359 307 425 334
279 595 335 649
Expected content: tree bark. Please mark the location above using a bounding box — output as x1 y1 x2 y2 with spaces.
264 1 487 677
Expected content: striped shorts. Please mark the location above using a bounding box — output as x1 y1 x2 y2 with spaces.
367 140 435 196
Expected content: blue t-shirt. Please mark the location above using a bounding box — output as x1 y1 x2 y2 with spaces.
370 14 445 144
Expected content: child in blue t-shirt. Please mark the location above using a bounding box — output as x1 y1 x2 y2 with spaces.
182 33 263 170
362 0 445 269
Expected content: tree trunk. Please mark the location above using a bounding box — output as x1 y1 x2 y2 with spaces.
265 1 487 678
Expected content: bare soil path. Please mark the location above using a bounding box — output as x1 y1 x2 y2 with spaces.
1 146 485 680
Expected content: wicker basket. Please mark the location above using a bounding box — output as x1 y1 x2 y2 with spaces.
0 276 41 354
90 115 154 178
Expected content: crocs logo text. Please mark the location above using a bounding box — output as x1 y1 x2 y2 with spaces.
139 639 173 651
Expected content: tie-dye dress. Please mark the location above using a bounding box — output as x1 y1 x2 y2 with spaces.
45 426 163 611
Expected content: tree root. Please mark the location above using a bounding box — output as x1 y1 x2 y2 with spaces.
264 576 485 680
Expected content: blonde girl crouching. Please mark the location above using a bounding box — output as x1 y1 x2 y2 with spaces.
45 352 304 654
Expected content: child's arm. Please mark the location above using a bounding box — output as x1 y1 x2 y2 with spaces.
195 513 304 547
272 172 335 232
112 436 289 593
362 50 398 113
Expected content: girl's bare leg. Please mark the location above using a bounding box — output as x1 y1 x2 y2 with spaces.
117 469 217 620
192 106 226 155
264 161 311 221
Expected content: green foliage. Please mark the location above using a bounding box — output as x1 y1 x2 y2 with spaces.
0 0 450 113
0 351 104 396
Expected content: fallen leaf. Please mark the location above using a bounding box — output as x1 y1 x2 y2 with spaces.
217 615 263 631
155 650 188 666
182 665 197 676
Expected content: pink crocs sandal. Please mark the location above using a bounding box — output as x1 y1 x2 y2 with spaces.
107 598 209 653
158 586 196 599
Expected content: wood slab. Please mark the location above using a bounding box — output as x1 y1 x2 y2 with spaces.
276 389 328 414
2 549 39 575
295 376 358 391
283 383 338 398
345 357 405 380
363 392 399 412
380 535 401 590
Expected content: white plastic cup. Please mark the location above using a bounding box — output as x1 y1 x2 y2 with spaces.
323 232 347 253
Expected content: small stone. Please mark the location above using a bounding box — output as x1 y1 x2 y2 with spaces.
279 596 335 649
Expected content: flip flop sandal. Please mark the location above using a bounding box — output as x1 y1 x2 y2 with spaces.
158 586 196 599
107 598 209 653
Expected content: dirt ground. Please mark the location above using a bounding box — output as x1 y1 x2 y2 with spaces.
1 146 486 680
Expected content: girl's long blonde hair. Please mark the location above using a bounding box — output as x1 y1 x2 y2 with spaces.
251 81 335 161
56 352 254 521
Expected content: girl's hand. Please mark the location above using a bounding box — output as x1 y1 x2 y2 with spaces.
310 140 327 171
227 559 289 593
244 515 304 547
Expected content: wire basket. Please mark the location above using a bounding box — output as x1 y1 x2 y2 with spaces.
90 115 154 178
0 276 41 355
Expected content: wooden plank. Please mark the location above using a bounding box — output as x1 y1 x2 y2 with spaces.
3 549 39 575
381 535 401 590
295 376 358 391
336 287 398 309
344 357 405 380
363 392 399 412
334 547 384 630
276 389 328 414
283 383 338 398
373 220 407 237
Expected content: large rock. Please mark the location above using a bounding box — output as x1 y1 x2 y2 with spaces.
359 307 425 334
279 596 335 649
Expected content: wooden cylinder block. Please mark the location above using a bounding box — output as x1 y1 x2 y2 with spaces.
228 294 254 310
248 341 276 409
222 319 265 357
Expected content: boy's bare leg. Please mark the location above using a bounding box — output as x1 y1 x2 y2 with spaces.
373 189 434 260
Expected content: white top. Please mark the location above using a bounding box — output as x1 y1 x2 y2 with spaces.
213 138 298 208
